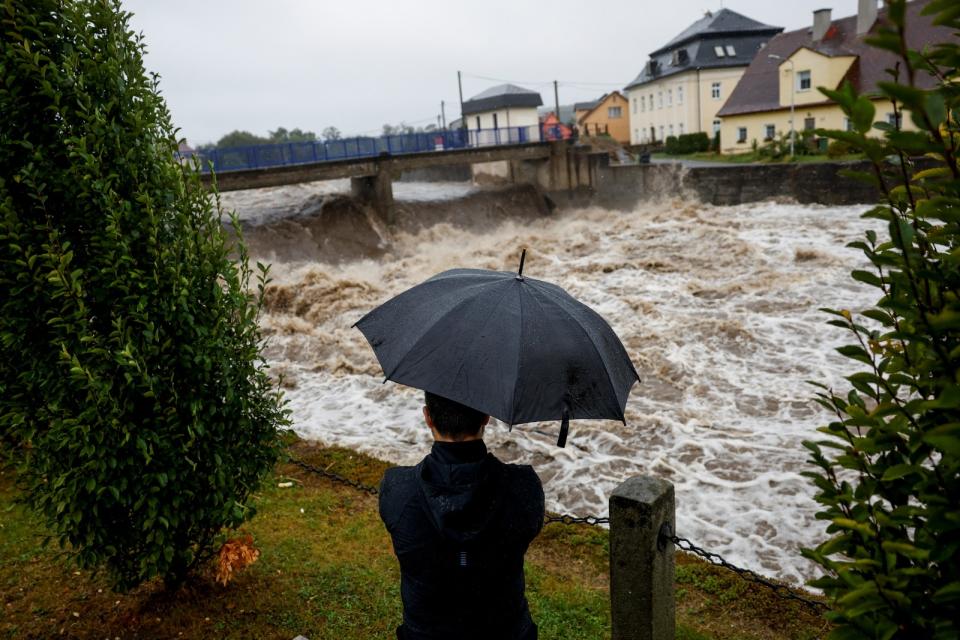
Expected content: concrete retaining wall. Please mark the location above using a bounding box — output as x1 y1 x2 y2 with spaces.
589 160 883 210
398 163 472 182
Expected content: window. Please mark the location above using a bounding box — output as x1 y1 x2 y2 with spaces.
667 89 673 106
844 117 854 131
711 82 721 99
765 124 775 140
658 91 663 108
677 86 683 105
632 98 637 114
713 119 721 134
608 106 622 119
659 125 664 140
737 127 747 143
887 112 902 127
649 93 654 110
634 128 639 142
804 117 816 131
714 45 726 57
797 70 812 91
725 45 736 56
669 124 674 137
679 123 684 135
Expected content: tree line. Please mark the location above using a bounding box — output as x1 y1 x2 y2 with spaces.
203 122 443 149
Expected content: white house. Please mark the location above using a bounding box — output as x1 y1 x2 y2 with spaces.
461 84 544 145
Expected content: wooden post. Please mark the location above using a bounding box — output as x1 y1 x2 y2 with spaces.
609 476 675 640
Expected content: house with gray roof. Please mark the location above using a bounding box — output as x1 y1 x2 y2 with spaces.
461 84 544 145
624 8 782 145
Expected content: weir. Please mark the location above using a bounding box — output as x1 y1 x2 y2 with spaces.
203 141 605 222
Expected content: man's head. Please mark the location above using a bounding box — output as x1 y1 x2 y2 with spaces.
423 391 489 441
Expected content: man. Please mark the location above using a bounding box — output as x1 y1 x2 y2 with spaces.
379 391 545 640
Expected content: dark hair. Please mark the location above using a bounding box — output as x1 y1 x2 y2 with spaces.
424 391 487 438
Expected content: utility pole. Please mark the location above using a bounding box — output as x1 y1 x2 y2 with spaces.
554 80 560 122
441 100 447 129
768 54 795 157
457 71 465 131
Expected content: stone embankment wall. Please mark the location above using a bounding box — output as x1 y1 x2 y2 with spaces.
583 160 884 210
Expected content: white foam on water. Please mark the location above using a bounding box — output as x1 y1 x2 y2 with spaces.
252 191 878 586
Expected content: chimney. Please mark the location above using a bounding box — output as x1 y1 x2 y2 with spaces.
812 8 832 42
857 0 879 35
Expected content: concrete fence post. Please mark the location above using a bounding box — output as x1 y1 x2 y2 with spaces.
609 476 675 640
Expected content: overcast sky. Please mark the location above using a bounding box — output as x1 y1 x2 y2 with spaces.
122 0 864 145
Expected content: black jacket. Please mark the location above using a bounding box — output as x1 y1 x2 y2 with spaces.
379 440 545 640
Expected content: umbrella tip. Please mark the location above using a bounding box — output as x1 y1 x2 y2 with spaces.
517 248 527 280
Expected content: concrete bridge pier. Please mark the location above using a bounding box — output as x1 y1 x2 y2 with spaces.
510 142 600 195
350 170 395 224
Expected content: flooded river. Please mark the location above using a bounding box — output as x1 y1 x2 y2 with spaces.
222 181 875 586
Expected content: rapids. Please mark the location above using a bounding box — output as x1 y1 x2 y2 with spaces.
222 182 876 586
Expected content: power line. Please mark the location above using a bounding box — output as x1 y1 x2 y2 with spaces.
460 71 555 88
559 80 629 87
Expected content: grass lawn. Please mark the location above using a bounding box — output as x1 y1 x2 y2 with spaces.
0 441 830 639
651 151 865 164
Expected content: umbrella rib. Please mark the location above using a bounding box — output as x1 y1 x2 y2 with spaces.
507 281 524 426
527 282 629 423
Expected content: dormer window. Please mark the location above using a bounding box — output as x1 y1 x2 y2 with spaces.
714 45 725 57
725 45 736 56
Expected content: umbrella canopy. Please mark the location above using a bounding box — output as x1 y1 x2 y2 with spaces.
354 253 640 446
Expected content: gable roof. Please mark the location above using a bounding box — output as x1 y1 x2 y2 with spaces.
717 0 952 117
577 91 628 123
625 9 782 90
652 8 782 56
574 95 605 111
462 84 543 115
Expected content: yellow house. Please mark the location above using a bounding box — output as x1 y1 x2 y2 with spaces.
574 92 631 144
717 0 952 154
624 8 782 145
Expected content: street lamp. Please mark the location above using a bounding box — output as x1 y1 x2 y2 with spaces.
768 54 795 157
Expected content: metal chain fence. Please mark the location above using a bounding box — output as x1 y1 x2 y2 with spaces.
288 454 828 613
665 533 828 612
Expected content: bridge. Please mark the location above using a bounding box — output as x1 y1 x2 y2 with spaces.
193 125 603 222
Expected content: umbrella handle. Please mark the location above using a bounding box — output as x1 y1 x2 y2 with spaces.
557 405 569 448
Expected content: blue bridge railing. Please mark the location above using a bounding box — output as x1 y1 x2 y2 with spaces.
183 124 562 174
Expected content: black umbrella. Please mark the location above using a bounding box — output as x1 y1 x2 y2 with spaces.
354 251 640 447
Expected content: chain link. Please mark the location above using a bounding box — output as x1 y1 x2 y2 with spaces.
665 533 828 612
287 455 607 525
544 514 610 526
288 456 380 496
287 455 826 612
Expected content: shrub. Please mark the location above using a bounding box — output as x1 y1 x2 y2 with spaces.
826 139 855 158
664 135 680 154
681 132 710 153
663 133 710 155
803 1 960 636
0 0 288 591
